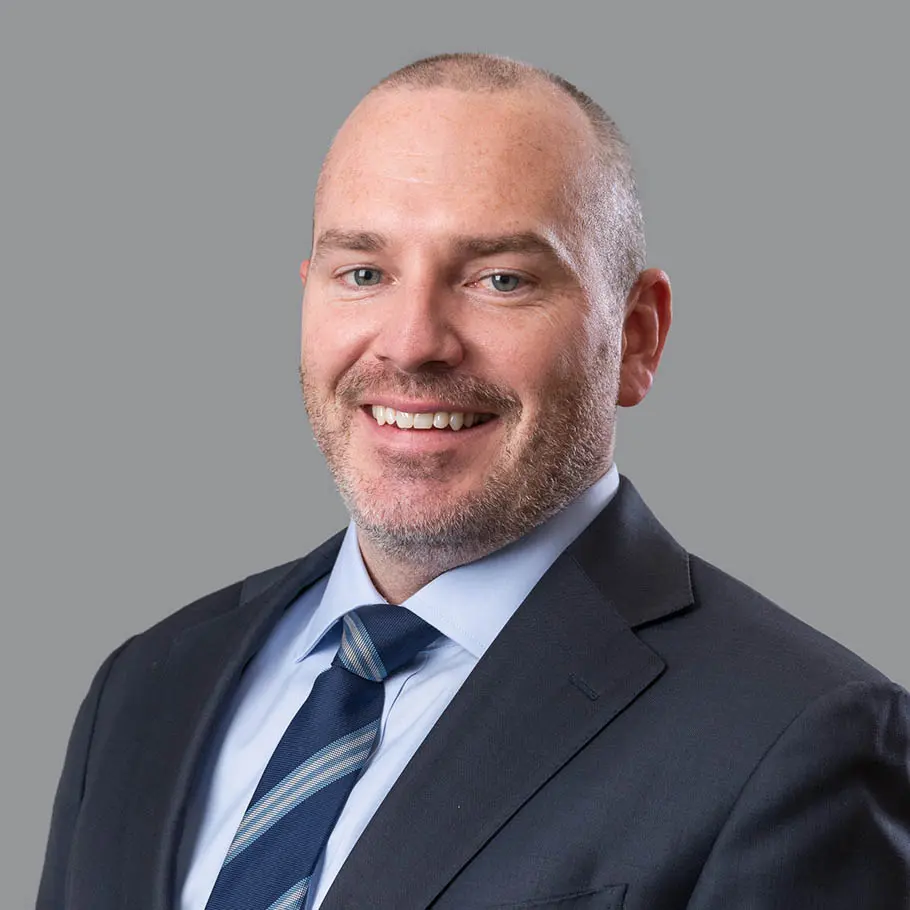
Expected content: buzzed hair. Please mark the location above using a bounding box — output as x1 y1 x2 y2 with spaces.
320 53 646 305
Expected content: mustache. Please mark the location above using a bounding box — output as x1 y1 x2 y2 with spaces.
336 363 520 414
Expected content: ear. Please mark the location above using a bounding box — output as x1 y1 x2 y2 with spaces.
300 259 310 285
617 268 672 407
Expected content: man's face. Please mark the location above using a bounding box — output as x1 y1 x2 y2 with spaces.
300 86 625 564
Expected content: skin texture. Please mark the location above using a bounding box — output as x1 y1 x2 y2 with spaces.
300 83 671 604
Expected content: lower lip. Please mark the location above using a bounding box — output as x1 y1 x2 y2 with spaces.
358 407 500 451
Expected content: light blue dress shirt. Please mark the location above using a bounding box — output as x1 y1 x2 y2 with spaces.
177 463 620 910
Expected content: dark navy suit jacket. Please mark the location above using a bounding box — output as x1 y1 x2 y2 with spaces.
38 475 910 908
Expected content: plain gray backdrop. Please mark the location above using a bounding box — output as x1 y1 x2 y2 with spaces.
3 1 907 903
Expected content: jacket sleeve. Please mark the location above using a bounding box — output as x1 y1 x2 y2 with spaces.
686 680 910 909
36 639 134 909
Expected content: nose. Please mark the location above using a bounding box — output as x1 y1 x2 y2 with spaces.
371 280 465 373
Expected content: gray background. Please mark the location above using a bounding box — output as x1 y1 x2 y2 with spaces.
3 0 907 903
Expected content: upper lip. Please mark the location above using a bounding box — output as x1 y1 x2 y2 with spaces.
361 399 495 414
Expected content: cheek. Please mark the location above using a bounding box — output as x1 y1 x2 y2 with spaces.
300 318 327 378
301 305 366 386
490 321 587 398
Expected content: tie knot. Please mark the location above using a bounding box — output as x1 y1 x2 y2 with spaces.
333 604 439 682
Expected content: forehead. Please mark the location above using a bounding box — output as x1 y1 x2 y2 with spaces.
315 86 598 240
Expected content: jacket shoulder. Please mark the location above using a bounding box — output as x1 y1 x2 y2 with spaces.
681 552 892 691
111 551 326 673
150 557 305 636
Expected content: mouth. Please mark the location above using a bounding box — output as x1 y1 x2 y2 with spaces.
364 404 498 432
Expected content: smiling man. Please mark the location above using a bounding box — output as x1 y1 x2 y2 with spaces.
298 73 656 605
39 54 909 910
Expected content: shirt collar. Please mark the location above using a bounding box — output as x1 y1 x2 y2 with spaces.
293 462 620 663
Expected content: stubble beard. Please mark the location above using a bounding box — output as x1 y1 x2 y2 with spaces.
299 351 618 574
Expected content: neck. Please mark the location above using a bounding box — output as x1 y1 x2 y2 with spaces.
352 462 616 603
356 533 496 605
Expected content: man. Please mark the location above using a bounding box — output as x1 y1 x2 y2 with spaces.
38 53 909 910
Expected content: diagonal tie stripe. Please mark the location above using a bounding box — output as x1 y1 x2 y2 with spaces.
224 721 380 865
265 877 310 910
337 611 387 681
204 606 439 910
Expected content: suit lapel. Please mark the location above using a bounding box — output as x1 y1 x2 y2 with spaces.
322 475 693 910
124 533 344 910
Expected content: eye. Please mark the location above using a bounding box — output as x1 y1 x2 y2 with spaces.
340 267 383 287
482 273 525 293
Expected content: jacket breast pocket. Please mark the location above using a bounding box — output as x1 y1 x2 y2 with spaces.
484 883 627 908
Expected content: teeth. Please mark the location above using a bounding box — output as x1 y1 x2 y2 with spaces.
370 406 492 431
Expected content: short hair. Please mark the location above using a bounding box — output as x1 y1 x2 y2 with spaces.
373 53 646 304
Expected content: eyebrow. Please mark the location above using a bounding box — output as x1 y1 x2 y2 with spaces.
451 232 561 260
311 229 565 265
311 229 389 261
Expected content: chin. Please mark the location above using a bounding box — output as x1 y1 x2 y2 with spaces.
347 482 489 545
351 497 463 540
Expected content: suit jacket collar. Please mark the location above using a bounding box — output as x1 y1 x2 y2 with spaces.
566 471 693 630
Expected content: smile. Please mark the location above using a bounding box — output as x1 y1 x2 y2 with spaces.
369 404 496 431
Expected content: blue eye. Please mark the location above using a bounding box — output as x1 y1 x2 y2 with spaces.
344 267 383 287
488 273 522 292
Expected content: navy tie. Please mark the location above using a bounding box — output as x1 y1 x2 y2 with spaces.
204 604 439 910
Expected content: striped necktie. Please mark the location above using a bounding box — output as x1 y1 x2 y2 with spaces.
204 604 439 910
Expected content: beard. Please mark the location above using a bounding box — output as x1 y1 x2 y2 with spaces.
299 345 618 573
